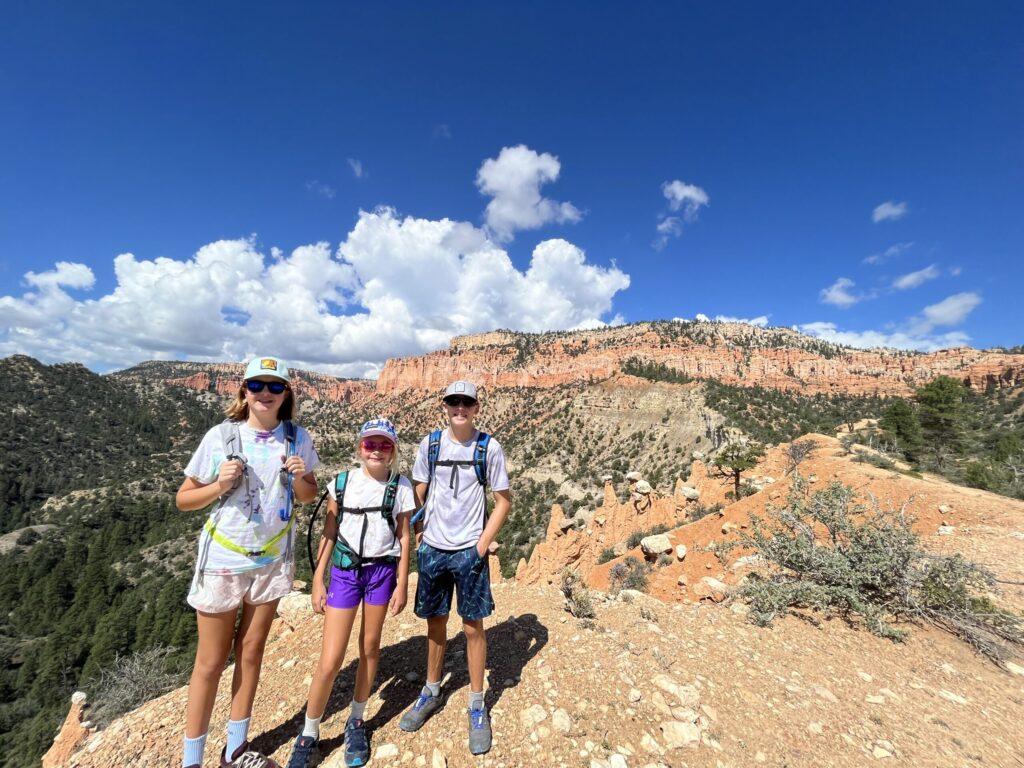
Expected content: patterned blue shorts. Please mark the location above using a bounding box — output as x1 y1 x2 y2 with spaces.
414 543 494 621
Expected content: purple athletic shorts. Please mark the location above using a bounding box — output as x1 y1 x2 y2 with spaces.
326 562 398 609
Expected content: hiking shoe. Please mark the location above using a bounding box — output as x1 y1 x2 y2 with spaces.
221 741 249 766
398 691 443 732
233 753 281 768
467 705 491 755
286 734 319 768
343 718 370 767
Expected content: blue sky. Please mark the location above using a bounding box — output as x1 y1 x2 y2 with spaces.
1 2 1021 374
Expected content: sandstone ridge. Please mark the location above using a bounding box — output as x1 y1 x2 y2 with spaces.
376 321 1024 396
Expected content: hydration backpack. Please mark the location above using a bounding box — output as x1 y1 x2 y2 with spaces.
331 469 401 570
410 429 490 526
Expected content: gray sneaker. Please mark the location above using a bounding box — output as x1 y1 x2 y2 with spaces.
399 689 443 732
467 705 491 755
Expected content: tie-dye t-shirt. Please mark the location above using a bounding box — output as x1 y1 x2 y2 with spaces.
185 421 320 575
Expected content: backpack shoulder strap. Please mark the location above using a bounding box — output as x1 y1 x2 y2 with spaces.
282 420 297 456
473 432 491 487
427 430 443 481
381 473 400 537
335 470 350 524
219 420 242 459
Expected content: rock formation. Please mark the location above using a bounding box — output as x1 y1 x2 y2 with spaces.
375 321 1024 397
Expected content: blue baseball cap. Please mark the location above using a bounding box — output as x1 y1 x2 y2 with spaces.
243 356 291 382
359 417 398 445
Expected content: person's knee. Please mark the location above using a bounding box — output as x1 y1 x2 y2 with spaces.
192 651 227 681
236 635 269 668
463 619 485 640
315 650 346 678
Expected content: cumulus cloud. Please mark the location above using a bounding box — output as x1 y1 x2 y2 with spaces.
652 179 709 249
693 313 770 327
0 210 628 375
872 200 908 223
799 290 982 352
892 263 940 290
347 158 365 179
476 145 581 242
864 241 913 265
819 277 864 308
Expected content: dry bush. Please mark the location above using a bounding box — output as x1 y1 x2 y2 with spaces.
560 569 596 619
736 475 1024 665
89 646 186 727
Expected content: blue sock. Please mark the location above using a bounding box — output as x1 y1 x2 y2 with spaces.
225 717 250 758
183 733 207 767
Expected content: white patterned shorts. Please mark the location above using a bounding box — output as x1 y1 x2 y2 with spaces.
187 557 294 614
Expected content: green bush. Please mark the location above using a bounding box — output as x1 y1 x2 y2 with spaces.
597 546 617 564
609 556 652 594
735 476 1024 664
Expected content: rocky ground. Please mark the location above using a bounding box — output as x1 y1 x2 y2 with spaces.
54 570 1023 767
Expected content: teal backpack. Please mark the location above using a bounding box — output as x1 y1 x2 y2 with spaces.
331 469 401 570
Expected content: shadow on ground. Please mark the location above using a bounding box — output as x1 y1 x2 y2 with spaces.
250 612 548 759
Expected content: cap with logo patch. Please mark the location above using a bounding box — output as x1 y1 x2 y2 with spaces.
243 356 291 383
443 380 478 401
358 417 399 445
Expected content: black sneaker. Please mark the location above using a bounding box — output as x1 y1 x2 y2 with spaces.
286 734 319 768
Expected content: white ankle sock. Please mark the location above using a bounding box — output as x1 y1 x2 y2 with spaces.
350 699 367 721
182 733 207 767
302 712 322 739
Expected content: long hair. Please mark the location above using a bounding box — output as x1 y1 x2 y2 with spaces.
225 383 295 422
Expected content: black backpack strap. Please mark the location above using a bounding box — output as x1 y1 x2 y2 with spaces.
381 473 400 540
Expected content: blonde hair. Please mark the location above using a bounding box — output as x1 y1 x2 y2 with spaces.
225 383 295 422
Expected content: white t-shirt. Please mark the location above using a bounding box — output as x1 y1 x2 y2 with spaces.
412 429 510 550
328 468 415 559
185 421 320 575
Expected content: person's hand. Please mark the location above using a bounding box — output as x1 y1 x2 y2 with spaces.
389 584 408 616
282 455 306 477
475 540 489 558
217 460 244 494
311 580 327 615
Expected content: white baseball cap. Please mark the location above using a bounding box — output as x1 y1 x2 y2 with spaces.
243 356 291 382
358 417 399 444
443 380 478 401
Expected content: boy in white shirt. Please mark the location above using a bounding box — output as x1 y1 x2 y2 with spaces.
398 381 511 755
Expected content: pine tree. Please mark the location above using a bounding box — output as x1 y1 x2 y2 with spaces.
879 399 924 461
915 376 969 457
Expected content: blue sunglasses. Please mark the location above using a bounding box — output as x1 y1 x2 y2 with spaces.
245 380 288 395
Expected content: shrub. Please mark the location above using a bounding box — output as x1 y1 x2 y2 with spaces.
597 546 617 564
89 646 186 727
656 553 674 567
609 557 652 594
560 569 596 619
735 476 1024 664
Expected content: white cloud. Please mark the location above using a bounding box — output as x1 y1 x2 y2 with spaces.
347 158 365 179
864 241 913 265
949 266 962 277
872 200 908 223
917 291 982 330
693 312 769 327
476 145 581 242
661 180 709 220
652 179 708 249
0 210 628 375
892 263 940 290
797 321 970 352
800 290 982 352
305 180 336 199
652 216 683 251
819 277 863 308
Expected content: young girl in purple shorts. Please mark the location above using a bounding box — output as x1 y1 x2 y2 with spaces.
286 418 413 768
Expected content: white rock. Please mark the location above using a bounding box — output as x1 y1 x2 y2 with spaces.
694 576 729 603
374 744 400 760
431 749 446 768
1005 661 1024 676
679 485 700 500
626 471 643 482
938 504 952 514
652 675 700 708
552 708 573 733
520 703 549 727
629 688 642 703
938 689 968 704
937 525 955 536
609 755 628 768
640 534 673 556
659 720 701 750
674 544 688 560
635 480 652 495
640 732 661 753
